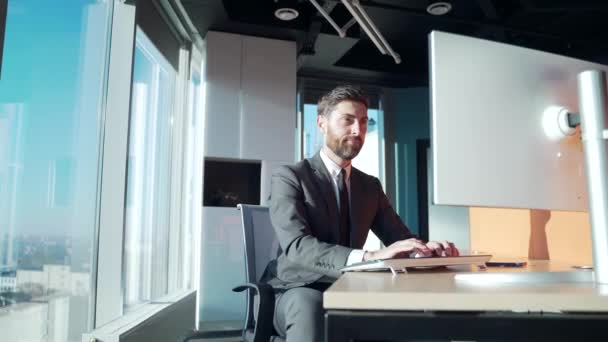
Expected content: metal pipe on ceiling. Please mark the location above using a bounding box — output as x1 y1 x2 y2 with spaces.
350 0 401 64
341 0 387 55
307 0 401 64
309 0 346 38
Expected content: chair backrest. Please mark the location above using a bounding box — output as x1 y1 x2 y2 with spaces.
237 204 280 331
238 204 280 283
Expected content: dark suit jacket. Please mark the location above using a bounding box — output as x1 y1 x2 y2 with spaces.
265 152 414 289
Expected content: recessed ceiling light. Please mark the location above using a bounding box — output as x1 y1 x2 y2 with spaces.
427 2 452 16
274 8 299 21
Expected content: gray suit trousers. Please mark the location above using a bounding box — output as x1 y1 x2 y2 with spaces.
273 287 324 342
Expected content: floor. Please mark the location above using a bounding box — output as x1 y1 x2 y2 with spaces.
188 336 241 342
186 320 243 342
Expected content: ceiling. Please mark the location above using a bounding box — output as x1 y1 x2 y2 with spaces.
181 0 608 87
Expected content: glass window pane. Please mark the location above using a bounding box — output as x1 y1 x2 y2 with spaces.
123 28 176 309
301 104 383 250
302 104 321 159
351 108 380 177
302 104 382 177
179 58 204 291
0 0 111 341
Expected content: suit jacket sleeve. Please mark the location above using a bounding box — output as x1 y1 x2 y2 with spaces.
370 177 417 245
269 166 352 279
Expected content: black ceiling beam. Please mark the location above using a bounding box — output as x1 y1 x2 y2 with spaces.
527 7 608 13
476 0 499 19
475 0 506 40
363 0 608 48
517 0 608 13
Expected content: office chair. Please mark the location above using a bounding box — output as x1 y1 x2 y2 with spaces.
182 204 283 342
234 204 283 342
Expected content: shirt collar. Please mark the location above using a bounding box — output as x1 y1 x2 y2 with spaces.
319 149 351 181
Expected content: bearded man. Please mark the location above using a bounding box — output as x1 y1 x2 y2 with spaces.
264 85 459 342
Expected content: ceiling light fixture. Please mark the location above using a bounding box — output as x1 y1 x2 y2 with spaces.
274 7 299 21
427 2 452 16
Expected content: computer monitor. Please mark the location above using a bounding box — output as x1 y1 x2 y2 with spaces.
430 31 608 212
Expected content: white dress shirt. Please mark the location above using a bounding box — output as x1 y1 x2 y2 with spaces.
319 150 366 265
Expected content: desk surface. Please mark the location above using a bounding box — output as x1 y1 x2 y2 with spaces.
324 260 608 312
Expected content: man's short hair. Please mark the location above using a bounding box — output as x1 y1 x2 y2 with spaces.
317 85 370 117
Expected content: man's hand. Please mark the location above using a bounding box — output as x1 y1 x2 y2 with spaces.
426 240 459 257
363 238 432 261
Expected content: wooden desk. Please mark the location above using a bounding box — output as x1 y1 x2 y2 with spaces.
324 260 608 341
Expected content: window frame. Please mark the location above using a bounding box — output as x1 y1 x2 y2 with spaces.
296 79 386 186
93 0 201 331
0 0 6 79
94 0 137 327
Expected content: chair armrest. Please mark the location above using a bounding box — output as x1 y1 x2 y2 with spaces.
233 282 275 342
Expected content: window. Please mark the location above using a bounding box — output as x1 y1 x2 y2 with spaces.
47 157 75 208
123 28 177 308
0 0 112 341
301 101 384 251
302 104 383 178
178 50 205 292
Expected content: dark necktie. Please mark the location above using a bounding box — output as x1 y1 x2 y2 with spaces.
337 169 350 246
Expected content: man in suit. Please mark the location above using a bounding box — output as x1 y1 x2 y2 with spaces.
267 85 458 342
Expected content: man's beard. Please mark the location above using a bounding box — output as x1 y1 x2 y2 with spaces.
326 133 364 160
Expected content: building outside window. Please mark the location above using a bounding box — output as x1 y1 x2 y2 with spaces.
0 0 112 340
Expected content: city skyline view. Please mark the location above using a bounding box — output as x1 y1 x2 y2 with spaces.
1 1 111 340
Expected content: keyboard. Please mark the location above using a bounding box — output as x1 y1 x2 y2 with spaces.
341 254 492 273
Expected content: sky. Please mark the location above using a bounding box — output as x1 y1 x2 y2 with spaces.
0 0 108 240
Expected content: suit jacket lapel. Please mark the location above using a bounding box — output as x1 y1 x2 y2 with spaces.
308 152 340 241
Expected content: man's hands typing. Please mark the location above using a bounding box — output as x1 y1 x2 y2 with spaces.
426 240 459 257
363 238 430 261
363 239 460 261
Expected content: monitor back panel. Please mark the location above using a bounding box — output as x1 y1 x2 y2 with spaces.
430 31 608 211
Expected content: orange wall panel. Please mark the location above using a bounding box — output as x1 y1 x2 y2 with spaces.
469 208 592 266
545 211 592 265
469 208 530 257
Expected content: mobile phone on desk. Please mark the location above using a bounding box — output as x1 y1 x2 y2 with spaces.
485 261 527 267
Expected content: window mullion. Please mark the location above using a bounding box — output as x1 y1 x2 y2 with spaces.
94 0 137 328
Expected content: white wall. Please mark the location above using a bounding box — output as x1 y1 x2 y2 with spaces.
15 266 90 296
16 269 44 287
0 302 51 341
239 36 296 161
200 32 297 323
426 148 470 250
0 295 71 342
204 32 242 159
204 31 296 162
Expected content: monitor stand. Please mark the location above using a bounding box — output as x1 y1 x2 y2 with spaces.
578 69 608 285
